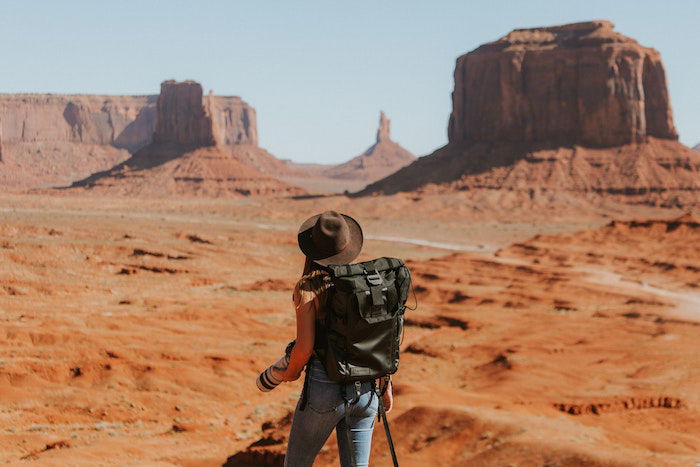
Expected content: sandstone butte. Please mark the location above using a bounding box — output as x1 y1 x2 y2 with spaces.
0 81 301 191
63 81 305 197
362 21 700 209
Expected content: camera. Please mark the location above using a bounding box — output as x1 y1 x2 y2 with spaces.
256 341 295 392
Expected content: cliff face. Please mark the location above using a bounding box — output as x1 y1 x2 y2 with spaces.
153 81 214 146
448 21 677 148
322 111 416 182
0 82 260 188
0 94 157 152
209 95 258 147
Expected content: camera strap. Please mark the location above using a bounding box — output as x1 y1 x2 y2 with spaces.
375 381 399 467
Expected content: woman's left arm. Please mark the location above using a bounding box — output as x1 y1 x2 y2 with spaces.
282 298 316 381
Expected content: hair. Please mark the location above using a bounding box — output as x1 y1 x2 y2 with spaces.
302 256 325 277
297 257 331 319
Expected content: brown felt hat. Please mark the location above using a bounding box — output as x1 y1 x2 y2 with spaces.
297 211 363 266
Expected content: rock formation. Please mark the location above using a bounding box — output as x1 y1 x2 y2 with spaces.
66 80 303 197
448 20 677 147
153 81 216 147
0 82 263 189
694 143 700 152
321 111 415 182
363 21 700 209
0 94 156 188
152 81 257 148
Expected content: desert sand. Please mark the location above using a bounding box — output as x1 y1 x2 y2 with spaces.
0 192 698 466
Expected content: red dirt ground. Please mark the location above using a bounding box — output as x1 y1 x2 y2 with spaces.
0 194 697 466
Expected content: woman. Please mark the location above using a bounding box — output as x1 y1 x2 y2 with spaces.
282 210 392 467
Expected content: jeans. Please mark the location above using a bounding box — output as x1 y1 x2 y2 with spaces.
284 357 378 466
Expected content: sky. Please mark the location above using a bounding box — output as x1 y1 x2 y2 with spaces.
1 1 698 163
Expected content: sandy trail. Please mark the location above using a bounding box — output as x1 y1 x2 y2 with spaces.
492 248 700 323
576 266 700 321
365 235 487 252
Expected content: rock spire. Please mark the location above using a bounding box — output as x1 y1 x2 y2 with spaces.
376 111 391 143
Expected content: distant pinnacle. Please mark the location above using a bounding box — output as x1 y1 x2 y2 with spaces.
376 111 391 143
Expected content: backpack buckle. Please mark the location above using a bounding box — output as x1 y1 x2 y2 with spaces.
366 270 383 286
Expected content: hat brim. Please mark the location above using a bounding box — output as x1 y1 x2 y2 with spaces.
297 213 363 266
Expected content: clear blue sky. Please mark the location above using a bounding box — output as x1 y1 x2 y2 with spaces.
1 1 698 163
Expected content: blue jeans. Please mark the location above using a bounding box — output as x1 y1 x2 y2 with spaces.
285 358 378 466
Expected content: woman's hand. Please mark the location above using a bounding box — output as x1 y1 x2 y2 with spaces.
380 377 393 413
281 367 303 382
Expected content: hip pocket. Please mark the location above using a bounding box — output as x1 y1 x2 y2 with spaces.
307 380 342 414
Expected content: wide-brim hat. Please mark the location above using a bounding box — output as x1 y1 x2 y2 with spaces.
297 210 363 266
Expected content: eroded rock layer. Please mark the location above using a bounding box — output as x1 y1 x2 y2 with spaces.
362 138 700 208
65 146 304 198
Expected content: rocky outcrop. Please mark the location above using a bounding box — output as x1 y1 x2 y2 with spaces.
65 80 304 198
0 81 260 189
321 111 415 182
0 94 156 188
363 22 700 209
153 81 215 146
151 81 257 148
448 21 677 147
693 143 700 152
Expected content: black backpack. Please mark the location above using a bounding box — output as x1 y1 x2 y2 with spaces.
299 257 411 467
314 257 412 383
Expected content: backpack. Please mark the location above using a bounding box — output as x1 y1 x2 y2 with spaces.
314 257 412 383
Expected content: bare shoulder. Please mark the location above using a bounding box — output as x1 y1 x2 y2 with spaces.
293 270 332 308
